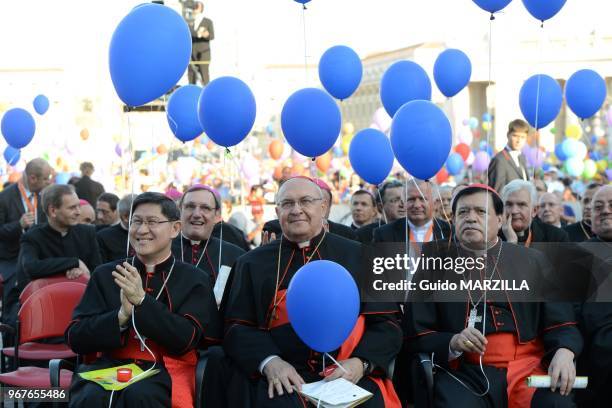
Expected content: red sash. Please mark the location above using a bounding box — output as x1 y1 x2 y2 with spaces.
109 328 196 408
464 332 546 408
267 295 401 408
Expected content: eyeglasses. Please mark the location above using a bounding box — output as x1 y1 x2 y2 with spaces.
183 203 216 214
277 197 322 210
131 218 175 229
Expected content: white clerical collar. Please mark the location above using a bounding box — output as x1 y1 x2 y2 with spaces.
144 252 172 273
297 241 310 249
181 232 203 246
408 219 432 232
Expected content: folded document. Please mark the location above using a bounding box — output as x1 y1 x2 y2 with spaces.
298 378 373 408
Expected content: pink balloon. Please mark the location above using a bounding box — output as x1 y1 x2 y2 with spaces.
372 107 392 133
473 151 490 173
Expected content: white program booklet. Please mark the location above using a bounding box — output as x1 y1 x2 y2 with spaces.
213 265 232 307
298 378 373 408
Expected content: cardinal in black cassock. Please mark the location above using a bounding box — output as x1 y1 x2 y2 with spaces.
404 185 582 408
66 193 220 408
206 177 403 407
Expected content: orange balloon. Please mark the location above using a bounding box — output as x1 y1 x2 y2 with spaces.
80 128 90 141
269 140 284 160
8 172 21 183
436 168 449 184
315 152 332 173
156 144 168 155
291 162 305 176
273 166 283 181
455 143 471 161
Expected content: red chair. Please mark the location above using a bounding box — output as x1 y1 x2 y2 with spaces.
0 282 86 389
19 274 89 304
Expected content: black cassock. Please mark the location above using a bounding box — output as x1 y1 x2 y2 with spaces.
575 236 612 408
97 223 133 263
66 256 221 407
171 234 245 308
404 240 583 408
564 221 593 243
210 231 403 407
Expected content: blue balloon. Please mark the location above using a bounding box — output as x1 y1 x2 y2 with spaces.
521 0 566 22
472 0 513 13
590 151 601 161
469 117 479 130
433 49 472 97
294 0 311 3
167 85 203 142
561 139 579 159
3 146 20 166
390 100 452 180
349 128 394 185
197 77 256 147
55 172 72 185
590 135 597 145
281 88 341 157
318 45 363 100
519 74 562 129
555 143 568 161
482 112 492 122
446 153 465 176
1 108 36 148
565 69 606 119
109 4 191 107
287 260 360 353
33 95 49 115
542 162 551 171
380 61 431 117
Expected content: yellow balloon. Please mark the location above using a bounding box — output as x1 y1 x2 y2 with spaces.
482 122 491 132
341 136 351 155
566 124 582 140
596 159 608 172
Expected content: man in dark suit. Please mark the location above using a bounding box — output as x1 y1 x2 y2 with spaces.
0 158 52 303
4 184 101 331
488 119 530 193
373 179 451 244
74 162 104 206
188 1 214 85
355 180 405 243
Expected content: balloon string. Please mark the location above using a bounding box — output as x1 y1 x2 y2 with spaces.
310 157 317 178
302 5 308 84
126 107 135 258
376 187 388 224
532 23 545 180
434 185 451 224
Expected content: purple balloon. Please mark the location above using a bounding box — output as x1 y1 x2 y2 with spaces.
473 151 491 173
607 106 612 127
605 169 612 180
115 144 122 157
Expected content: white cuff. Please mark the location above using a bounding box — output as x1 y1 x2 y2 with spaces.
448 345 463 361
259 355 279 374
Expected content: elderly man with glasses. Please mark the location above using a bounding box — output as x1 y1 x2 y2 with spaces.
208 176 402 407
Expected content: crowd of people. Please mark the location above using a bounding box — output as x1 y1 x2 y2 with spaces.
0 118 609 408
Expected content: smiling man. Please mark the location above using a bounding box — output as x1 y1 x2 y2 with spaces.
171 184 245 305
67 192 220 407
218 176 402 407
405 184 582 407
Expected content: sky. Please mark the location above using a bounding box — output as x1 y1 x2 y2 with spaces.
2 0 611 87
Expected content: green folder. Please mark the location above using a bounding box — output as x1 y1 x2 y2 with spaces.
78 363 159 391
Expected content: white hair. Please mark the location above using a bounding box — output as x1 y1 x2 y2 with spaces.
275 178 323 205
501 179 537 207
